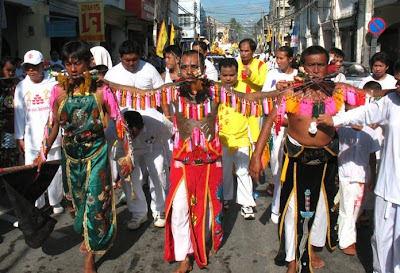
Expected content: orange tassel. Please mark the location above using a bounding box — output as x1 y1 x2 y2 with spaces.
141 96 145 109
121 91 126 107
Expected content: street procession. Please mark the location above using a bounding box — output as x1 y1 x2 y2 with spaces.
1 0 400 272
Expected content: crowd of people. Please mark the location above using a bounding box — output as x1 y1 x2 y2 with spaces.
0 37 399 273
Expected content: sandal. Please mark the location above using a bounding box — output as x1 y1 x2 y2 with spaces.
266 183 274 196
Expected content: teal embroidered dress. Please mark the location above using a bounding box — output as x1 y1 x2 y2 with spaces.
58 90 115 254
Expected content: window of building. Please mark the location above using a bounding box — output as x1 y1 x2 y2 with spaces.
180 15 191 27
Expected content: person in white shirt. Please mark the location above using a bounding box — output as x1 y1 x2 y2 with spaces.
317 87 400 273
117 109 173 229
161 45 182 84
337 104 380 256
90 46 113 69
14 50 63 214
104 40 165 230
49 49 65 72
359 51 397 89
328 48 346 83
261 46 298 224
192 41 218 82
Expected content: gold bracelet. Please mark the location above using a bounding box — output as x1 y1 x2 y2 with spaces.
165 115 171 118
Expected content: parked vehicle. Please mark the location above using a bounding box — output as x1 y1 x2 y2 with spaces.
342 61 370 87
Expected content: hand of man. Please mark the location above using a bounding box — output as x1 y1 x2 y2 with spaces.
241 67 252 79
248 154 264 183
276 80 289 91
316 114 334 127
17 139 25 155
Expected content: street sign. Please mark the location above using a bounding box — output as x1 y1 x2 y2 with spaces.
368 17 386 35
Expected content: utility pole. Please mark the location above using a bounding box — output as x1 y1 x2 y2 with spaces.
193 1 197 41
332 0 341 48
362 0 374 66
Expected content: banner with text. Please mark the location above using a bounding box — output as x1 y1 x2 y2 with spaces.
78 1 105 42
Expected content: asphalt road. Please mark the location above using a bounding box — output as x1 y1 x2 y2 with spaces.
0 171 372 273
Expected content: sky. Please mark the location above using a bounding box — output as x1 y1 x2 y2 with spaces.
200 0 270 25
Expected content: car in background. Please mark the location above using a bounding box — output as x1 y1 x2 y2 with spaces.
342 61 370 87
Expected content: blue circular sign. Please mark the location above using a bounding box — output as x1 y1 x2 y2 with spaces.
368 17 386 35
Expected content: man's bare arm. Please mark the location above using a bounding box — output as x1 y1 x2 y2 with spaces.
249 108 277 182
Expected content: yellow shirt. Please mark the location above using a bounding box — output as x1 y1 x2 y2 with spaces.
218 80 260 148
238 58 268 93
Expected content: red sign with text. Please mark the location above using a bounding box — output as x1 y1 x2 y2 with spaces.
126 0 154 21
78 2 105 42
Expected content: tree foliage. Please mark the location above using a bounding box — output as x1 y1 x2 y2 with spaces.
229 18 242 34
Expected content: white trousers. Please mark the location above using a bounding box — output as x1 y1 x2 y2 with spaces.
338 181 366 248
25 148 63 208
372 195 400 273
222 145 256 207
285 190 327 262
116 143 168 218
271 130 285 215
171 181 212 261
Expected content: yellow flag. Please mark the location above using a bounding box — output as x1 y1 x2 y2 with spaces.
266 26 271 42
170 23 175 45
156 20 168 58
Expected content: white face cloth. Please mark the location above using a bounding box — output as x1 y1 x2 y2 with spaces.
90 46 113 69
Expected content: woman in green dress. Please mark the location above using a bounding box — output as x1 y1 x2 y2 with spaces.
38 40 133 273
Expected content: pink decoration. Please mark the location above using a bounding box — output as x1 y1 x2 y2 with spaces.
200 132 206 149
298 99 313 116
262 99 269 115
136 95 141 110
145 94 150 109
324 97 337 115
166 87 171 104
116 90 121 105
193 127 200 146
232 93 236 110
103 86 117 118
156 91 161 106
222 87 227 104
126 92 132 108
347 89 356 105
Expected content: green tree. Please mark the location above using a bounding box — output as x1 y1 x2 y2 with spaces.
229 18 242 35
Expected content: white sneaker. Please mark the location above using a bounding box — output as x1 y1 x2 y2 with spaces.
270 212 280 224
153 212 166 228
53 204 64 214
127 215 148 230
118 192 127 204
241 206 255 220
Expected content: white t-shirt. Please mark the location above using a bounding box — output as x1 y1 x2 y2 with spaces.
131 108 173 156
333 92 400 204
14 71 61 152
262 68 298 92
164 68 173 84
205 58 218 82
333 73 346 83
338 126 380 183
104 60 164 90
359 74 397 89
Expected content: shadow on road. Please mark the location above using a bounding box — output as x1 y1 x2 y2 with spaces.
96 190 153 268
